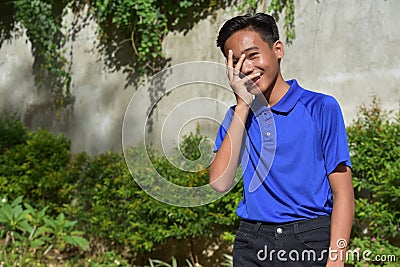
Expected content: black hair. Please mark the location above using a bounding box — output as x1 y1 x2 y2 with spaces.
216 13 280 56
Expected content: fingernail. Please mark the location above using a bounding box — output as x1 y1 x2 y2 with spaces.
229 50 232 54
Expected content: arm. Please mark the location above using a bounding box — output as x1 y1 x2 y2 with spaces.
209 50 259 192
327 164 355 267
209 104 249 192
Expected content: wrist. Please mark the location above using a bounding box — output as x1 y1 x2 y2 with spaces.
234 103 250 124
235 93 253 107
235 102 251 111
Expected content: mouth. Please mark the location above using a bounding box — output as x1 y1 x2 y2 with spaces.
251 73 262 84
245 73 262 93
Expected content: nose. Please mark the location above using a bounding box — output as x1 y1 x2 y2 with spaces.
241 59 254 75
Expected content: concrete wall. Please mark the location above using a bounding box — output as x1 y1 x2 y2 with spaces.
0 1 399 154
281 0 400 124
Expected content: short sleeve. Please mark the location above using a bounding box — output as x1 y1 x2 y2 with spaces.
320 96 352 175
213 107 235 153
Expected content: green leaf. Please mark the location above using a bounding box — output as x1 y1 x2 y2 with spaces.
30 239 45 248
11 196 24 207
0 206 13 223
67 235 90 250
17 220 32 233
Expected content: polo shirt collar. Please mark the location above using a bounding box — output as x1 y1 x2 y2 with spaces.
251 79 304 116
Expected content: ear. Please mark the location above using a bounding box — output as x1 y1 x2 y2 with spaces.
273 40 284 59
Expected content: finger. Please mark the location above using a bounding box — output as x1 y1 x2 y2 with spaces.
244 72 261 82
225 58 228 77
241 72 261 86
227 50 233 80
234 53 245 73
243 74 261 90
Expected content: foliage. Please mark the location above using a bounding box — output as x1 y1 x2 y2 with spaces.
0 112 27 154
268 0 296 44
63 150 147 251
179 126 207 161
64 144 240 256
236 0 296 44
221 254 233 267
72 0 297 78
85 250 130 267
148 256 203 267
14 0 72 111
148 126 214 187
346 97 400 265
0 196 89 266
148 257 179 267
0 0 296 110
4 101 400 265
347 97 400 239
0 112 241 264
347 237 399 267
147 253 232 267
0 127 72 213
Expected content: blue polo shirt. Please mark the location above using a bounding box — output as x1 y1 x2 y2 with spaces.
214 79 351 223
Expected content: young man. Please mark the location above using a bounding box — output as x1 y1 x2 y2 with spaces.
209 14 354 266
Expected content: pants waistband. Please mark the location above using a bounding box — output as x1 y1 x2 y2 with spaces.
240 216 331 236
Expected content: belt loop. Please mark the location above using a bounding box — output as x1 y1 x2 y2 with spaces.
293 222 300 238
252 222 262 238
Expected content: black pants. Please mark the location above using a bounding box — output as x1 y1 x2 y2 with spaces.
233 216 331 267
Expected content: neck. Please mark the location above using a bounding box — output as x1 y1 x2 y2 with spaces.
263 75 290 107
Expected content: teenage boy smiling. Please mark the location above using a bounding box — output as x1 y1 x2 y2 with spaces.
209 14 354 267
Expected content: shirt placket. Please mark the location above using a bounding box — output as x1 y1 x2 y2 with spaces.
260 108 274 146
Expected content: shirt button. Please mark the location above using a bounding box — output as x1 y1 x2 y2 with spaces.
266 131 271 136
276 227 283 234
266 120 272 124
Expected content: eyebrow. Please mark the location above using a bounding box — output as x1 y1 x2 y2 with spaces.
232 46 260 60
242 46 259 54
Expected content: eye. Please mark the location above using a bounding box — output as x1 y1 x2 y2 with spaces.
248 52 258 59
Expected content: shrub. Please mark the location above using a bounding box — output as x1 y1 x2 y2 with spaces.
15 106 400 266
346 97 400 265
0 127 72 213
0 112 27 154
63 150 145 251
346 237 399 267
84 250 130 267
0 196 89 266
0 112 244 264
65 139 241 260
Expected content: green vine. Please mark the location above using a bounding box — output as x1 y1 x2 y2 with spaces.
86 0 169 76
2 0 296 110
83 0 296 77
238 0 296 44
268 0 296 44
14 0 72 111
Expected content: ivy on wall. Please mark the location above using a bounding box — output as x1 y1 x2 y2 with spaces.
268 0 295 43
6 0 72 112
0 0 296 110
